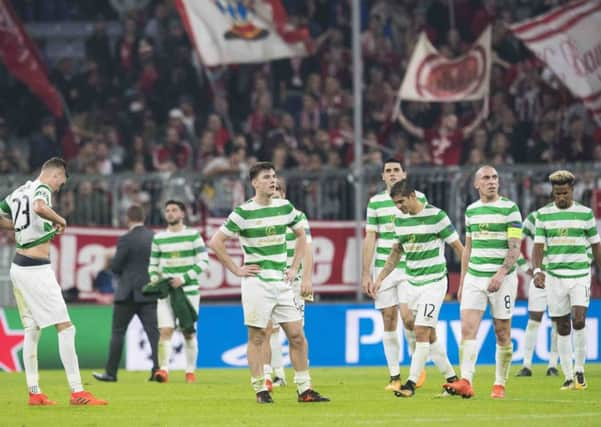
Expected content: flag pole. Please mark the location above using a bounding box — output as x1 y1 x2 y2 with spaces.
352 0 364 301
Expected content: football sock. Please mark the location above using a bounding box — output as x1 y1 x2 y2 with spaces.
159 339 171 371
429 338 456 379
383 331 401 377
404 327 416 355
270 330 283 371
494 344 513 386
548 321 558 368
294 370 312 394
523 319 540 369
408 342 430 384
460 339 478 383
23 326 41 394
58 326 83 392
557 334 573 381
573 327 586 374
184 335 198 374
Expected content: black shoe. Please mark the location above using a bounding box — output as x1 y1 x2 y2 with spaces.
298 389 330 402
546 367 559 377
574 372 587 390
516 367 532 377
394 380 416 398
560 379 574 390
446 375 459 383
92 372 117 382
256 390 274 404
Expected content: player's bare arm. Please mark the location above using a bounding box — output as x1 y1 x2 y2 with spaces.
593 243 601 269
531 242 546 289
370 242 402 299
209 230 260 277
0 214 13 230
286 227 306 282
32 199 66 233
361 230 377 294
459 236 472 302
450 239 464 259
300 241 314 298
488 237 520 292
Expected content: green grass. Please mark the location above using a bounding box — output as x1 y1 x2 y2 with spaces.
1 365 600 426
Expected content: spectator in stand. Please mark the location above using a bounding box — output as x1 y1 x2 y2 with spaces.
178 96 200 141
297 94 325 131
206 114 230 155
29 117 61 172
85 20 113 79
95 141 114 175
195 130 218 171
144 1 170 52
153 126 193 171
124 134 154 172
397 102 488 166
71 180 112 226
560 115 593 162
114 16 139 87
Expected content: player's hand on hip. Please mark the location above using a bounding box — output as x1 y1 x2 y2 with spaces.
237 264 260 277
533 272 545 289
54 217 67 234
169 277 184 288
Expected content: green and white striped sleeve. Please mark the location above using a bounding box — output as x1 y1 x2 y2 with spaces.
148 237 161 282
183 232 209 284
438 210 459 244
220 208 243 237
32 183 52 205
0 198 10 217
365 200 378 232
584 210 601 245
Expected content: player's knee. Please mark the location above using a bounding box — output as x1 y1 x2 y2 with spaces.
55 321 73 333
572 319 586 330
556 320 571 336
529 311 543 322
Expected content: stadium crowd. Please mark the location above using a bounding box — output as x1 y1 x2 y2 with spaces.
1 0 600 226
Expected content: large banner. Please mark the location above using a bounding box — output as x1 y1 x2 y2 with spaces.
175 0 308 66
398 27 491 102
49 221 361 300
0 0 63 117
509 0 601 125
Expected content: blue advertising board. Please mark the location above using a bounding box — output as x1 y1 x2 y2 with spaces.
195 300 600 368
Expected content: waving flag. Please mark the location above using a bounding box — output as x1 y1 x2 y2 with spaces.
399 27 491 102
510 0 601 125
0 0 63 117
175 0 309 66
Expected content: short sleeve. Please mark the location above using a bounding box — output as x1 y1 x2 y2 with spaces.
32 184 52 205
220 209 242 237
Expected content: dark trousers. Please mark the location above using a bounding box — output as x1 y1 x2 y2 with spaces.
105 301 159 377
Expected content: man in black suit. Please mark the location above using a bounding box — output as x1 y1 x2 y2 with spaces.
93 205 159 382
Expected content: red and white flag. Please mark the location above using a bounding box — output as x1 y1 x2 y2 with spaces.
175 0 309 66
510 0 601 125
398 27 491 102
0 0 63 117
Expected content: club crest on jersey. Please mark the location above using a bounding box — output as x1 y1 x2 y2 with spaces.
265 226 276 236
559 228 568 237
171 251 180 258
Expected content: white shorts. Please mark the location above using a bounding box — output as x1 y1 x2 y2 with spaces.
157 293 200 330
374 269 405 309
546 273 590 318
272 279 305 323
10 263 70 329
527 279 548 312
242 277 301 328
461 272 518 320
407 277 447 328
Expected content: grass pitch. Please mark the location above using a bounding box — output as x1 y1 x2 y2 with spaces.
1 365 600 426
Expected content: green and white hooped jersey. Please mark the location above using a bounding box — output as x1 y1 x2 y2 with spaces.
465 197 522 278
395 204 458 286
148 227 209 296
221 197 303 282
365 190 427 284
534 202 599 278
0 180 56 249
286 211 312 282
